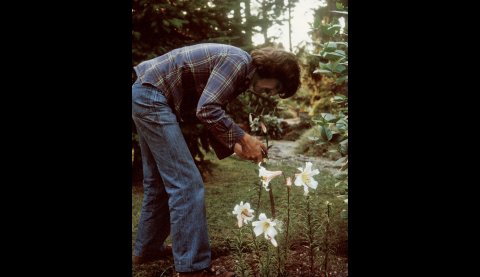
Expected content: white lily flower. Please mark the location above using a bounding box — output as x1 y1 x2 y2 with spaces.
252 213 278 247
260 122 267 133
294 162 320 195
285 177 292 187
232 201 254 228
258 163 282 191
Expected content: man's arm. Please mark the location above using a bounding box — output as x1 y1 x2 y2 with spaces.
196 55 250 155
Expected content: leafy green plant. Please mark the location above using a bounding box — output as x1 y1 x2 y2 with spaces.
309 5 348 219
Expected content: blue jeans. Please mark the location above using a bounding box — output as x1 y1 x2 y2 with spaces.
132 80 211 272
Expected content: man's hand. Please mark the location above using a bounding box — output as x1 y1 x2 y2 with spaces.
234 133 268 163
233 143 248 160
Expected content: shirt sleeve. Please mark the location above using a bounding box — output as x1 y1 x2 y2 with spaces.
196 55 247 153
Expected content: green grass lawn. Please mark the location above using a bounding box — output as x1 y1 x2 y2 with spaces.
132 154 348 276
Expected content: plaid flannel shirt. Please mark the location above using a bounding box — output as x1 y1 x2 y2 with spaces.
134 43 256 159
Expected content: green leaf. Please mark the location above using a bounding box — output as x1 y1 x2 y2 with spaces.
320 113 337 122
327 24 342 33
335 156 347 165
335 75 348 85
324 52 346 61
324 41 337 51
320 25 332 36
340 209 348 219
333 49 346 56
335 183 348 191
336 118 348 132
319 63 332 71
336 2 345 10
323 55 346 64
320 125 333 141
334 172 348 180
321 24 342 37
331 10 349 16
170 18 189 28
339 139 348 155
333 64 347 73
313 69 333 75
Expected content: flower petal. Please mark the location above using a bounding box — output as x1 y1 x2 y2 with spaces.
243 215 253 224
253 224 263 236
259 167 266 177
294 175 303 187
237 216 243 228
305 162 313 172
258 213 267 221
266 226 277 238
270 237 278 247
303 185 309 196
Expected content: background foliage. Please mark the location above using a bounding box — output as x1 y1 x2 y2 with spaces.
132 0 348 189
132 0 301 180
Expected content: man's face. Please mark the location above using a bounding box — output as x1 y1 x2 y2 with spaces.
251 78 282 97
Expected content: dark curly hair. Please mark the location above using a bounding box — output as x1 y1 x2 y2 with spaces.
250 47 301 98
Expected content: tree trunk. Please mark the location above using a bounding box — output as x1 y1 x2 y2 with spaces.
244 0 252 46
234 1 243 45
288 0 292 51
262 0 268 44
